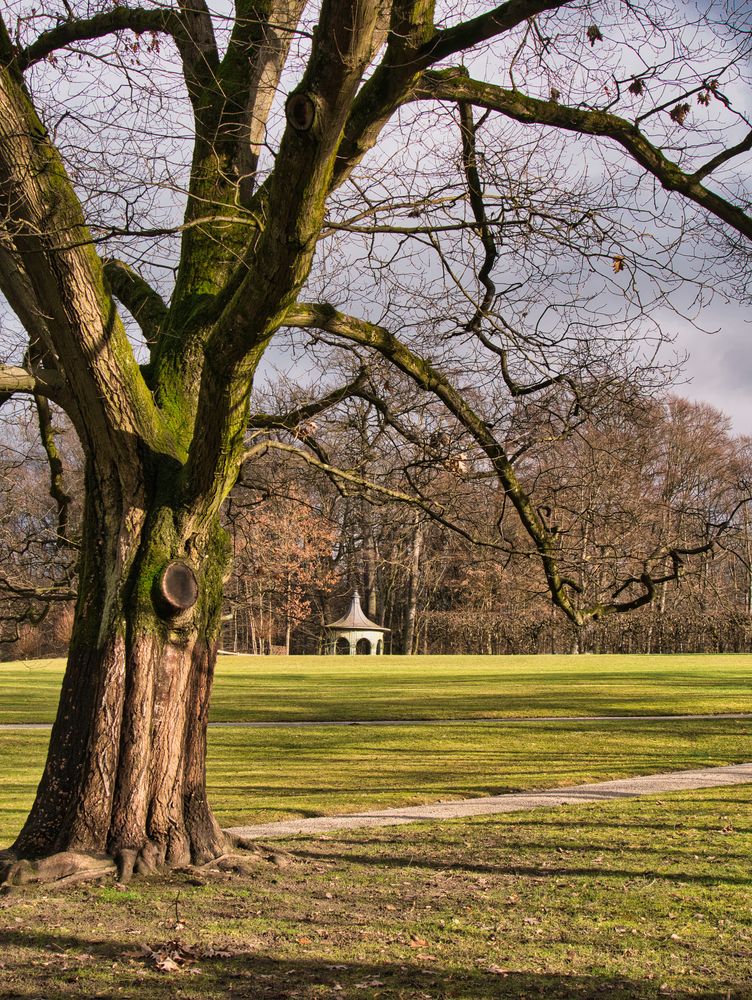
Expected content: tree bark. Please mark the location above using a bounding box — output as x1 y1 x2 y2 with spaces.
362 512 379 620
10 457 230 880
402 515 423 655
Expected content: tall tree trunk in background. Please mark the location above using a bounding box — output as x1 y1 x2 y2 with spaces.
744 506 752 615
363 519 379 619
402 515 423 655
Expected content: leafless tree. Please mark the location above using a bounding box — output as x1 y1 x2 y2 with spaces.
1 0 751 885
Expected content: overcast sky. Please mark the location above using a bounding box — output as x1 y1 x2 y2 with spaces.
671 298 752 436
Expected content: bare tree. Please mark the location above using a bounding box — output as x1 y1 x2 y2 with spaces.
1 0 751 885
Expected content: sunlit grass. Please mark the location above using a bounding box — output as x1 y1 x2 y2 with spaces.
2 652 752 724
3 717 751 844
3 785 752 997
4 656 752 996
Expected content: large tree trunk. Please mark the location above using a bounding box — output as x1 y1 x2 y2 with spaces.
11 458 230 880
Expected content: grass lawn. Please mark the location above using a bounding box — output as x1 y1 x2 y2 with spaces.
1 785 752 998
3 717 752 845
2 652 752 725
3 655 752 996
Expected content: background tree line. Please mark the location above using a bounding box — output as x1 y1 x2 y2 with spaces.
4 383 751 659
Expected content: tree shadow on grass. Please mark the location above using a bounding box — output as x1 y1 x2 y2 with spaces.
288 846 752 888
0 928 740 999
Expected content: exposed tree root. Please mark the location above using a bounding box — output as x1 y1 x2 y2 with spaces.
0 849 116 888
0 836 295 890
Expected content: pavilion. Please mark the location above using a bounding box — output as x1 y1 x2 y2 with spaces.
324 590 389 655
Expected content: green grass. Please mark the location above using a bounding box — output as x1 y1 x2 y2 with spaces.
4 655 752 996
2 652 752 724
3 717 752 845
2 785 752 997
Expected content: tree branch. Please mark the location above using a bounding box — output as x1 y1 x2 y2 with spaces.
182 0 384 520
470 320 568 397
0 64 174 470
242 439 513 553
693 129 752 182
0 365 65 401
284 300 582 624
332 0 570 189
582 499 752 623
458 101 497 331
0 574 76 602
415 69 752 242
18 7 173 70
248 369 368 432
33 391 74 548
173 0 220 108
219 0 309 206
419 0 569 67
103 259 168 346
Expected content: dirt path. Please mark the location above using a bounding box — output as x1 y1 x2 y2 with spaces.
226 762 752 840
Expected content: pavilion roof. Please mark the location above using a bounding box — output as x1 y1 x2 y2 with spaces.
325 591 390 632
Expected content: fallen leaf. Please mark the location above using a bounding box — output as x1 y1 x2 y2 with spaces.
155 956 181 973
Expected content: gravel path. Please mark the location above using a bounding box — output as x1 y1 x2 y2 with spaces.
226 762 752 840
2 711 752 731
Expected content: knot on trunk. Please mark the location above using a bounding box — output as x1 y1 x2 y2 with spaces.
285 92 317 132
156 560 199 616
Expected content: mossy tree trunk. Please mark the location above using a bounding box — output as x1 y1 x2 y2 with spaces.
14 456 230 875
4 0 731 881
0 0 616 881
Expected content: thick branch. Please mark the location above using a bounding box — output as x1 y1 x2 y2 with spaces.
580 500 751 623
416 70 752 242
182 0 383 518
103 259 168 346
0 235 59 365
421 0 569 66
0 364 65 400
18 7 173 70
173 0 220 107
285 301 582 624
332 0 570 189
220 0 309 205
